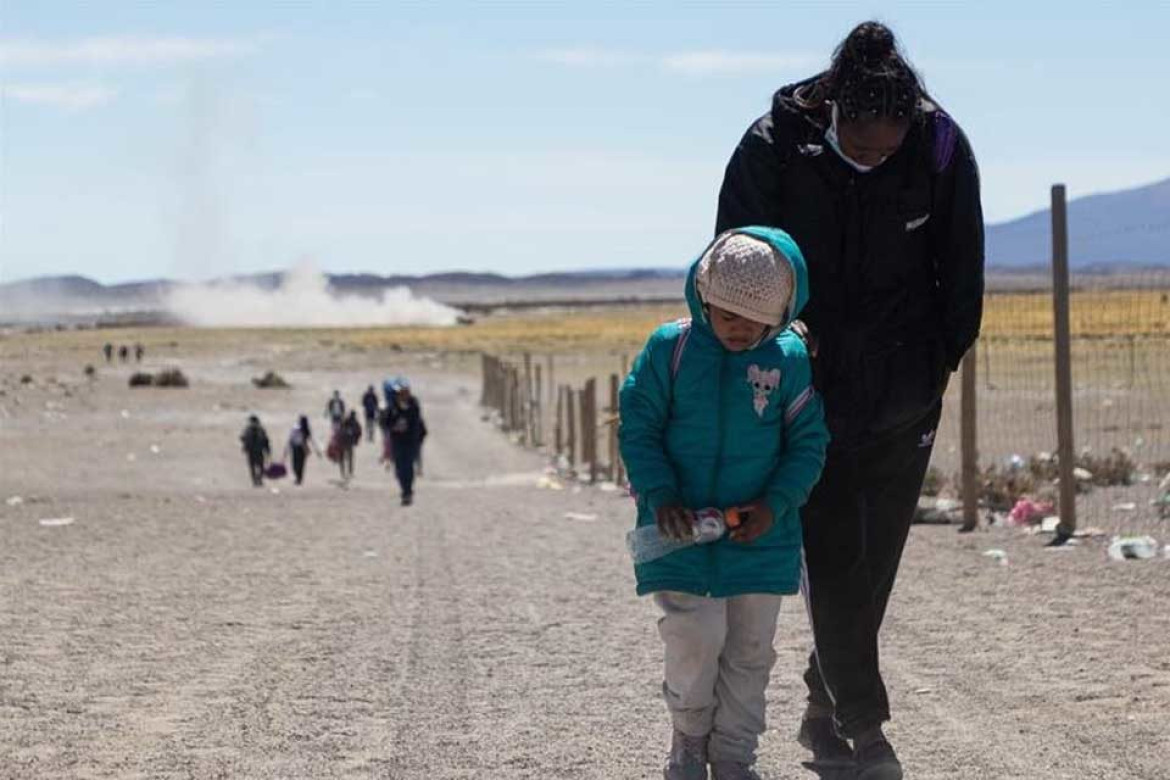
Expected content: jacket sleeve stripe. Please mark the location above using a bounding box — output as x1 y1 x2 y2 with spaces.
784 386 816 425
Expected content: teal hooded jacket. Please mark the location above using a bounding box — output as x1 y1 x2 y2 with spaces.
619 226 829 597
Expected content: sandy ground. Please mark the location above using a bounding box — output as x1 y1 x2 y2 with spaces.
2 335 1169 780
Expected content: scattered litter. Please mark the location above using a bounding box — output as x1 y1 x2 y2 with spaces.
39 517 74 527
5 496 23 507
913 687 934 695
564 512 598 522
1112 502 1137 512
1007 454 1026 470
1074 527 1108 539
269 487 281 495
914 496 962 525
363 550 378 558
1009 498 1054 527
1072 467 1094 482
982 549 1009 566
597 481 621 493
194 495 207 504
1040 516 1061 534
536 476 564 491
120 410 131 419
1164 544 1170 560
126 453 137 462
1107 536 1158 561
149 444 162 455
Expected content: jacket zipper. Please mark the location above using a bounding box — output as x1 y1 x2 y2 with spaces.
706 352 727 596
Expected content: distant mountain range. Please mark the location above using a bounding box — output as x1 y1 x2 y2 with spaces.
986 176 1170 270
2 176 1167 321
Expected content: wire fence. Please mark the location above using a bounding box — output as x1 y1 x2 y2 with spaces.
481 244 1170 527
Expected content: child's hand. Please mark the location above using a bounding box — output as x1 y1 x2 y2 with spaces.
656 503 695 542
729 500 773 544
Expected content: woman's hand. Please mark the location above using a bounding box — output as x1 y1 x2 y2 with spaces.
656 503 695 542
790 319 818 358
729 500 774 544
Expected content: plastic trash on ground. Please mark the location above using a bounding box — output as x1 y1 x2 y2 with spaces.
982 549 1009 566
1107 536 1158 561
1112 502 1137 512
564 512 598 522
39 517 75 527
5 496 23 507
536 475 564 491
1009 498 1054 527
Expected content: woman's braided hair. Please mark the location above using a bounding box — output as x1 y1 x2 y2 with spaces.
817 21 924 123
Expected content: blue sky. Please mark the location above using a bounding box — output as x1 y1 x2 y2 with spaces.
2 1 1168 283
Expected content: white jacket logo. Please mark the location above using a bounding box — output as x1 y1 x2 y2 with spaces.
906 214 930 231
747 365 781 418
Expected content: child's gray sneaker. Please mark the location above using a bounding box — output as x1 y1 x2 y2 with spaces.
664 729 709 780
709 762 763 780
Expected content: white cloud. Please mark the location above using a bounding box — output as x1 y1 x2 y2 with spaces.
535 47 819 75
4 83 116 110
661 51 820 75
0 35 262 68
534 47 643 68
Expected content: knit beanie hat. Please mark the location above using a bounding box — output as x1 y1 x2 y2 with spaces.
695 233 794 327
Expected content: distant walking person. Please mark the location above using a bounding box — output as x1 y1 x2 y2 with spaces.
284 415 317 486
325 390 346 431
118 345 129 363
361 385 379 442
134 343 145 362
338 411 362 480
384 378 426 506
102 343 113 363
240 415 271 487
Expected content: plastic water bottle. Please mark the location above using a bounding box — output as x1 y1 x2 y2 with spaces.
626 508 728 565
1107 535 1159 561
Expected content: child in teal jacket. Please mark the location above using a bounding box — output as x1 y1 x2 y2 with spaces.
620 227 829 779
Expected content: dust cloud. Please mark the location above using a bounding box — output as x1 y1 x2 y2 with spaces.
165 265 459 327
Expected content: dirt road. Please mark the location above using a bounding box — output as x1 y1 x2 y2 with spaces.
1 341 1168 779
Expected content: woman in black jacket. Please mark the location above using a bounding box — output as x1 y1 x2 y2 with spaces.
716 21 984 779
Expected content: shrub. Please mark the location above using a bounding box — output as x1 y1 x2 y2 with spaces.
153 368 189 388
252 371 290 389
128 372 154 387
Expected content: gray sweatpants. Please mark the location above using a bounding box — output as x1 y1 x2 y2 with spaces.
654 591 783 764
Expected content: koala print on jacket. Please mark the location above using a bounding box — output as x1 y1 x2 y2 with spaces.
747 364 781 418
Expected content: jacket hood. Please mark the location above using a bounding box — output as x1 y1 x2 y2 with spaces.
685 226 810 349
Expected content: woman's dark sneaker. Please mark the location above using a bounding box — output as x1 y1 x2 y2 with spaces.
797 716 854 768
854 736 903 780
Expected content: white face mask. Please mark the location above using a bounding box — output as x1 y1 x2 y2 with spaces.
824 103 886 174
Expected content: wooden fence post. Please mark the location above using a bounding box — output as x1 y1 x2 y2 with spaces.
1051 184 1077 543
959 345 979 533
566 385 577 470
583 379 598 483
608 373 620 482
555 384 564 456
534 364 543 447
523 353 534 445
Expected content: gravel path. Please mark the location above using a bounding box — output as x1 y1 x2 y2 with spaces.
1 343 1168 779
